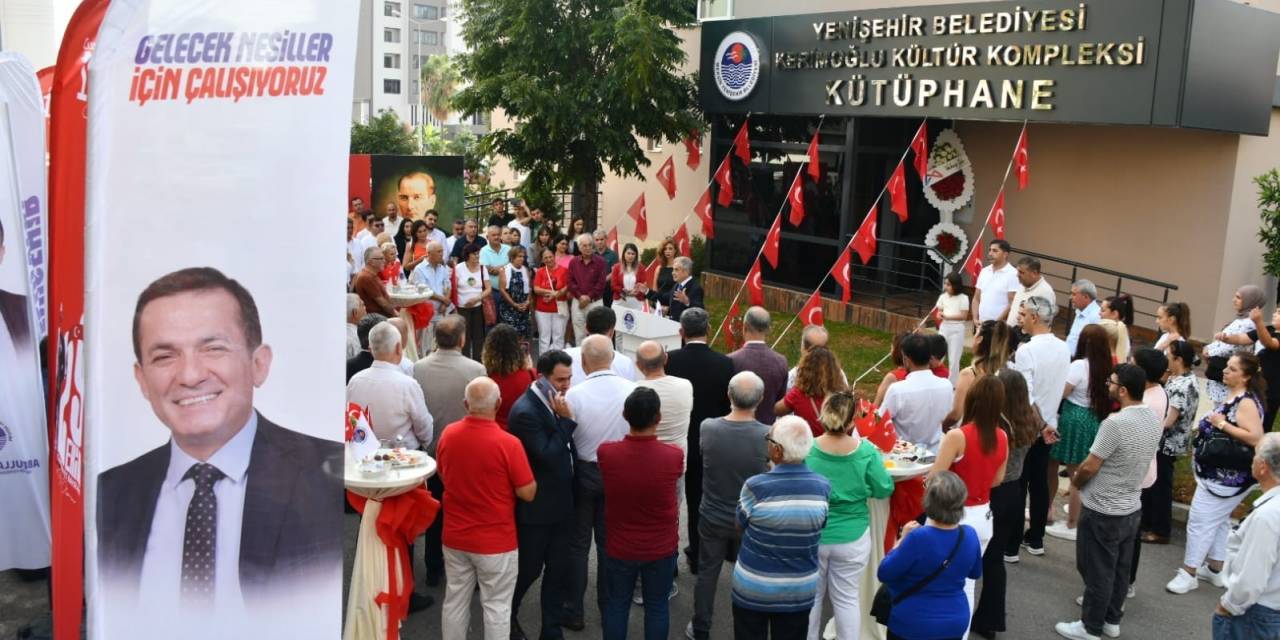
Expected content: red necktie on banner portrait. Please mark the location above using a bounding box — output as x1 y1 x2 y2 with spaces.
745 259 764 306
806 131 821 182
1014 127 1030 190
830 242 854 303
800 290 824 327
851 208 878 264
714 157 733 206
672 223 691 257
962 240 985 283
762 214 782 268
887 161 908 222
607 226 619 254
693 188 714 239
910 122 929 179
787 171 806 226
683 131 701 170
655 155 676 200
987 190 1006 239
733 121 751 164
627 193 648 241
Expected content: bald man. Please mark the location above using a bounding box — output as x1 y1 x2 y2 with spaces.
563 335 637 628
386 317 415 375
785 325 847 391
437 377 536 639
635 340 694 491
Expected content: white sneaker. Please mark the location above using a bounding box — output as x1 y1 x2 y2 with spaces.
1103 623 1121 638
1003 554 1021 564
1076 595 1084 606
1165 568 1199 594
1198 565 1226 588
1046 522 1079 541
1126 585 1135 599
1022 541 1046 556
1055 620 1101 640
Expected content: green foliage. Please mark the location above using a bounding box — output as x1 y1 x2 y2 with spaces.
454 0 703 219
419 123 448 155
350 110 418 154
1256 169 1280 278
419 54 461 122
690 235 707 276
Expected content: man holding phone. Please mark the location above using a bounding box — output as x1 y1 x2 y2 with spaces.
507 350 578 639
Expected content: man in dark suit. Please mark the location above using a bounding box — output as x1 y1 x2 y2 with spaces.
727 306 788 425
664 307 734 574
97 267 341 617
507 349 578 639
663 256 704 321
345 313 386 382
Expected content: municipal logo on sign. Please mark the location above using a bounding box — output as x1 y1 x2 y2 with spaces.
714 32 760 101
0 421 9 453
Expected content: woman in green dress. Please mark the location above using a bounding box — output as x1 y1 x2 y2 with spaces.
1045 324 1114 540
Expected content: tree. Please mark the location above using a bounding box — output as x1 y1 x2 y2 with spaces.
1256 168 1280 280
454 0 702 225
419 54 461 123
350 110 418 154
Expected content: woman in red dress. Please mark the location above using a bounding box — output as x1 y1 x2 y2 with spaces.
776 346 847 436
482 323 536 428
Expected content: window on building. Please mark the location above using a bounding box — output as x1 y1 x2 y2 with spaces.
439 5 447 18
646 138 664 153
384 79 402 94
384 28 401 43
384 53 401 69
413 30 439 45
413 4 439 20
697 0 732 21
384 1 402 17
410 79 419 98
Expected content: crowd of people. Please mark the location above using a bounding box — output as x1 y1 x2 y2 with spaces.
345 198 1280 640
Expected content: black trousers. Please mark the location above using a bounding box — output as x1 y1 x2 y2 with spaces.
732 604 807 640
685 435 704 570
1077 508 1140 637
513 519 572 639
457 305 485 361
973 481 1020 633
1021 437 1052 547
423 473 445 581
1140 453 1176 538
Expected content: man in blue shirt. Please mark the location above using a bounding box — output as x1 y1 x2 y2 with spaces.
479 224 511 289
732 416 830 638
1066 279 1101 355
409 241 453 353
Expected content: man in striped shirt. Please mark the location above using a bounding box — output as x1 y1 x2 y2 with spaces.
732 416 831 638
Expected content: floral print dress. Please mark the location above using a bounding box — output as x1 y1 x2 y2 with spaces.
1204 317 1255 405
1161 371 1199 457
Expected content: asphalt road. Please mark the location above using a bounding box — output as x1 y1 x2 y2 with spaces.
0 493 1228 639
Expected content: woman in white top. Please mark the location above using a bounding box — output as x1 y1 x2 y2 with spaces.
936 272 971 386
1203 285 1267 405
1045 324 1114 541
1153 301 1192 351
611 243 648 309
453 243 491 361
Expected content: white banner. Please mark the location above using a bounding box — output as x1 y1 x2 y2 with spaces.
83 2 355 638
0 52 52 571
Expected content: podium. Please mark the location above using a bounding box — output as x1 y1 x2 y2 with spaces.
614 307 682 359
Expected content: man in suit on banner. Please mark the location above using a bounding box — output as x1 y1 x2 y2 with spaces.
663 257 703 321
97 267 342 615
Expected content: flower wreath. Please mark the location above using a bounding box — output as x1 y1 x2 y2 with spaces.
924 221 969 267
922 129 975 217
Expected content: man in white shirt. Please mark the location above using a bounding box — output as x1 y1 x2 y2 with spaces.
346 293 365 359
880 333 953 451
635 340 694 479
1010 295 1071 556
565 305 639 385
355 211 382 262
972 238 1019 325
563 335 636 626
1008 257 1057 328
1213 433 1280 638
422 210 447 247
382 201 404 242
444 219 465 261
785 325 847 391
507 203 536 252
346 322 433 450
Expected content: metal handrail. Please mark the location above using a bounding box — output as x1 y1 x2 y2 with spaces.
1009 245 1179 329
1012 246 1179 291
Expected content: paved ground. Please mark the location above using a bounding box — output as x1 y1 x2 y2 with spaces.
0 490 1232 639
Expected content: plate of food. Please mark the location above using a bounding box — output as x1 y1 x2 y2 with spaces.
373 447 428 469
885 441 932 479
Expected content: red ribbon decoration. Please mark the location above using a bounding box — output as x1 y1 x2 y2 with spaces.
347 487 440 640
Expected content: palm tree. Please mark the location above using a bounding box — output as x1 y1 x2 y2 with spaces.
419 54 460 124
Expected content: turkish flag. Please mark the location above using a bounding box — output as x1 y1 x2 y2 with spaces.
693 188 714 239
851 208 878 264
607 226 619 254
787 171 806 227
1013 127 1029 190
628 193 648 241
745 259 764 306
656 155 676 199
647 254 662 275
762 214 782 268
800 289 825 327
887 161 908 222
910 121 929 179
721 300 742 351
987 189 1006 239
672 223 691 257
683 131 701 169
714 157 733 206
806 131 821 182
733 121 751 164
830 242 854 303
962 239 985 284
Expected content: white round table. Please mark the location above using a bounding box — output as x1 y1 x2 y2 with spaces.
386 286 433 361
343 458 436 640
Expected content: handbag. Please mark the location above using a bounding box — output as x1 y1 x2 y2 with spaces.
1204 355 1228 384
482 293 498 326
871 526 966 626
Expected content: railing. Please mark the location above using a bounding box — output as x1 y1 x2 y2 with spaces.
1009 246 1179 330
462 188 602 237
844 237 955 319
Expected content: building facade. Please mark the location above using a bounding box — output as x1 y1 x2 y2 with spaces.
353 0 456 127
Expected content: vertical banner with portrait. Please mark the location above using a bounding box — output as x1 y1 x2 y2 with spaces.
83 2 355 638
370 154 465 224
0 52 52 572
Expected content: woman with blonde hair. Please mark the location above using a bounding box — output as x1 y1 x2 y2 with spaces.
777 346 847 436
945 320 1012 429
804 390 895 640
